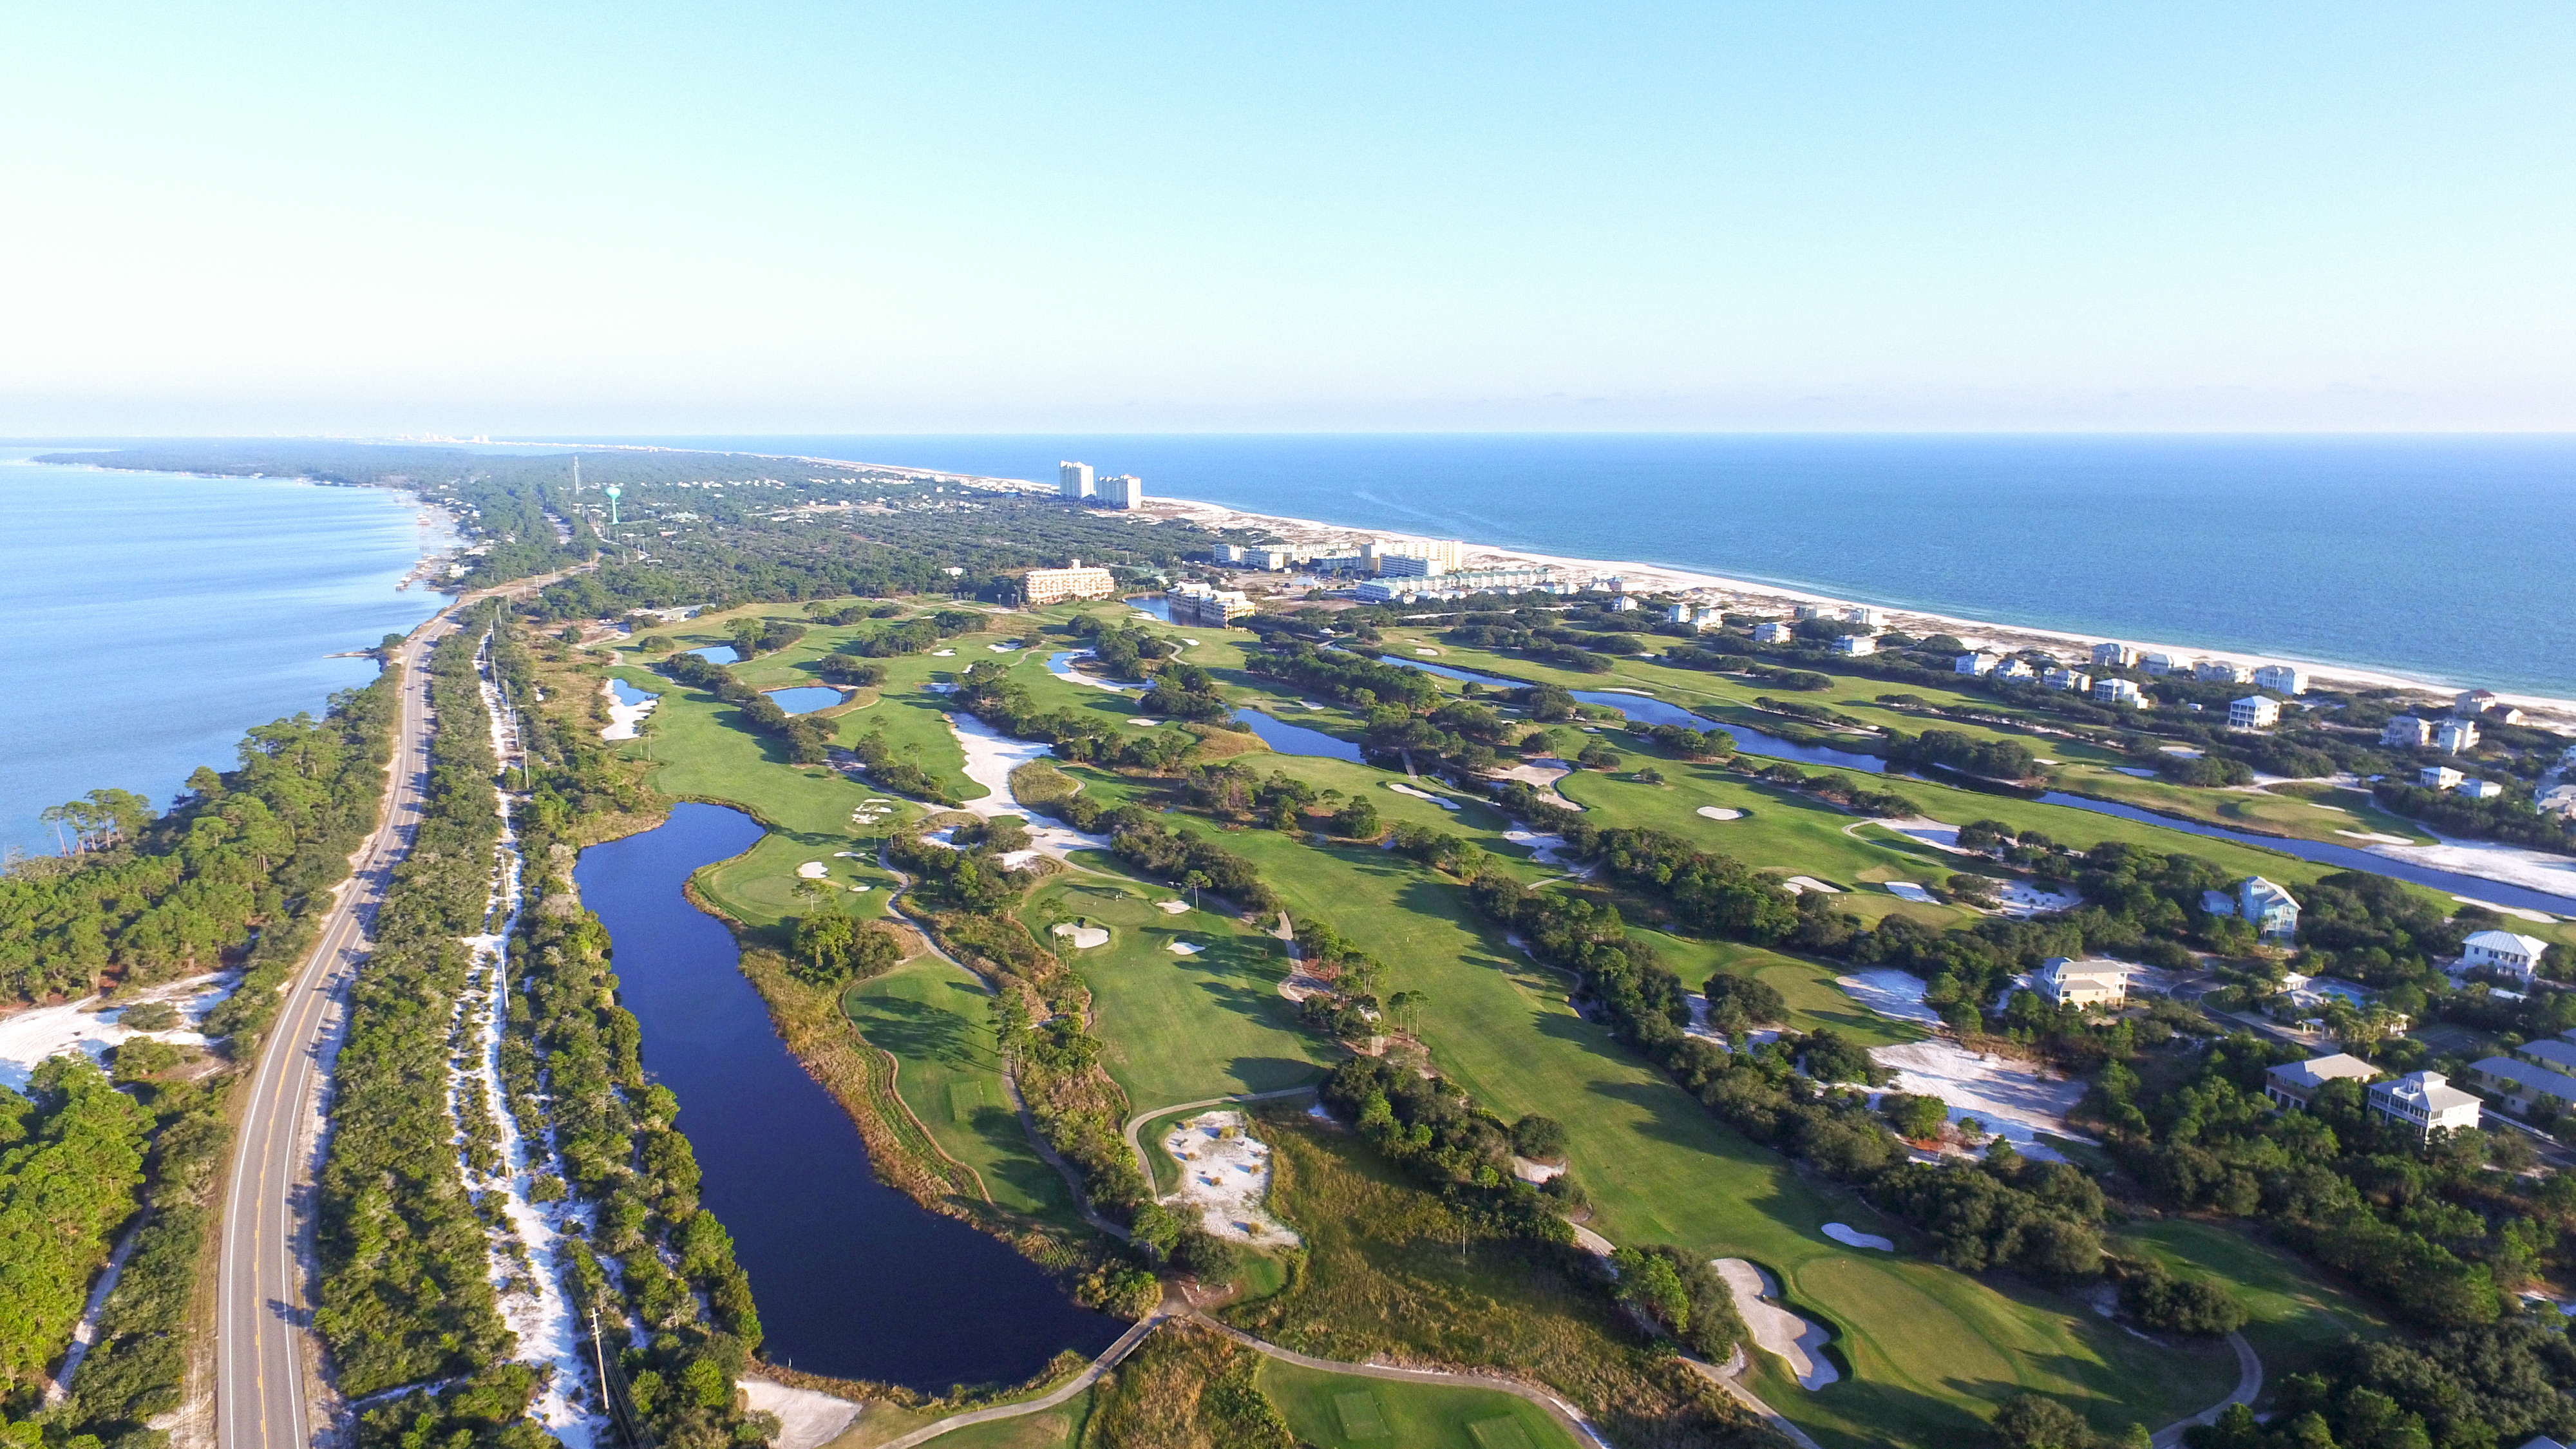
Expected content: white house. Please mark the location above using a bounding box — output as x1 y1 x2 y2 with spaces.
2205 876 2300 943
2461 777 2505 800
1752 621 1796 645
1833 634 1877 656
1665 603 1698 624
2090 643 2141 668
2419 765 2463 790
1608 594 1639 612
1955 652 1999 677
2461 929 2552 982
1841 606 1885 627
2228 696 2281 730
2253 665 2310 696
2036 956 2131 1009
2093 678 2145 708
2434 719 2481 753
2538 783 2576 819
2456 688 2499 717
2043 667 2092 694
1996 658 2036 681
2141 652 2192 676
2264 1052 2380 1110
2367 1071 2482 1140
2381 717 2434 748
2196 659 2254 684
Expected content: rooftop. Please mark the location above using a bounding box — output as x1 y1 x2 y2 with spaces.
2266 1053 2380 1091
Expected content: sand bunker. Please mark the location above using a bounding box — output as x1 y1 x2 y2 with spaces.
1414 648 1440 656
797 861 830 878
1821 1223 1893 1251
932 649 955 656
1882 881 1935 902
1388 782 1461 810
1127 717 1159 725
1869 1039 2092 1160
737 1380 858 1449
2452 895 2559 923
1051 923 1110 949
1696 806 1744 820
1162 1110 1300 1247
1781 876 1841 895
600 677 657 741
1712 1260 1837 1389
1156 900 1190 914
1168 941 1206 956
2337 829 2416 845
945 713 1114 860
1994 880 2082 917
1832 969 1946 1027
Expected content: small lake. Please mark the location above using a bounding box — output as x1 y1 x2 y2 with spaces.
575 803 1124 1390
608 678 658 708
1230 708 1365 762
1046 650 1134 691
1124 595 1172 622
762 687 845 715
688 644 741 665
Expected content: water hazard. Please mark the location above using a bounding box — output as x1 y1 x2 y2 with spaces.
689 644 742 665
1229 707 1365 762
761 686 845 715
575 803 1123 1390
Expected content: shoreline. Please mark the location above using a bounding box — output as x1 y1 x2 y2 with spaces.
1132 493 2576 724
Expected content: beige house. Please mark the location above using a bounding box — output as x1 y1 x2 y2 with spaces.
2264 1052 2380 1110
2036 956 2130 1009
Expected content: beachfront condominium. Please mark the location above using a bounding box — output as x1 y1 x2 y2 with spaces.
2253 665 2310 696
1059 461 1095 500
1096 474 1144 509
1363 538 1465 574
1022 558 1117 605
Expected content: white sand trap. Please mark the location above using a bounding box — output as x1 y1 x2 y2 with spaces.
1184 639 1200 646
2367 835 2576 899
1051 923 1110 949
0 973 235 1093
1127 717 1159 725
945 713 1114 860
1882 881 1935 903
1503 828 1583 869
600 677 658 740
1781 875 1841 895
1156 899 1190 914
1712 1260 1837 1389
1832 969 1946 1027
1869 1040 2094 1159
1571 1224 1616 1258
997 849 1043 871
1511 1155 1566 1184
2336 829 2414 844
1161 1111 1300 1247
1696 806 1744 820
1821 1223 1893 1251
848 884 871 893
1168 941 1206 956
987 643 1014 652
2452 895 2559 923
1387 782 1462 810
834 851 864 858
1299 701 1326 710
738 1379 859 1449
1994 880 2083 918
797 861 831 878
932 648 956 656
1414 647 1440 655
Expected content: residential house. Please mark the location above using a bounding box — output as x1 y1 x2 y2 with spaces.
2461 929 2553 982
1841 606 1885 627
1996 658 2036 681
1753 621 1796 645
2141 652 2193 676
2196 659 2254 684
2090 642 2141 668
2228 696 2281 730
2515 1037 2576 1077
1955 652 1999 677
1833 634 1877 656
2419 765 2464 790
2461 777 2505 800
1607 595 1639 612
2043 667 2092 693
2380 717 2434 748
2455 688 2498 717
2253 665 2310 695
2537 783 2576 820
2093 678 2145 708
2204 876 2300 943
2036 957 2130 1008
1794 604 1830 621
2366 1071 2483 1139
2263 1053 2381 1110
2434 719 2481 753
2466 1056 2576 1118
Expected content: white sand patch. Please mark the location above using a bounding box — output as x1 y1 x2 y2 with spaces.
1781 875 1841 895
1051 923 1110 949
1821 1224 1893 1251
600 678 657 741
1167 941 1206 956
1387 782 1462 810
2161 745 2204 757
739 1380 859 1449
932 648 955 656
1046 649 1137 693
944 712 1114 860
1832 969 1945 1027
2367 835 2576 900
797 861 830 878
1503 827 1584 869
1156 900 1191 914
1162 1111 1300 1247
848 884 871 893
1882 881 1935 903
1696 806 1745 820
1299 701 1326 710
833 851 864 858
1868 1040 2093 1159
1127 717 1159 725
1712 1260 1837 1389
1571 1224 1616 1258
1994 880 2083 918
987 643 1014 652
1413 647 1440 655
1511 1155 1565 1184
1882 818 1969 853
2452 895 2560 923
0 974 234 1092
2336 829 2415 845
996 849 1043 871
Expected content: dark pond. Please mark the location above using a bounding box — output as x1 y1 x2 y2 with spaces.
575 803 1124 1390
1230 707 1365 762
608 678 658 708
762 686 845 715
688 644 741 665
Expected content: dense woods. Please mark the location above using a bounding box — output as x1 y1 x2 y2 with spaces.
0 1059 151 1403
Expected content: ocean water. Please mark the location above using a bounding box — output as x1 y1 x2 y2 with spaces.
0 453 450 858
558 435 2576 699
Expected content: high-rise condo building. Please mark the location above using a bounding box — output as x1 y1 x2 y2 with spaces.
1059 462 1095 500
1097 474 1144 509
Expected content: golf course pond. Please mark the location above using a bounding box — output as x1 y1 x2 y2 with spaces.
574 802 1124 1392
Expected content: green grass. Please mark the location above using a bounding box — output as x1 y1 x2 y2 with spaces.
1259 1359 1577 1449
1023 871 1336 1114
843 954 1082 1226
1640 930 1927 1049
2122 1218 2392 1378
867 1390 1090 1448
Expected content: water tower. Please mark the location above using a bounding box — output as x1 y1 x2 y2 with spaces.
604 484 622 527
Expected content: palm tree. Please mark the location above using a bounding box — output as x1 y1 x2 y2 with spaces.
1184 869 1211 918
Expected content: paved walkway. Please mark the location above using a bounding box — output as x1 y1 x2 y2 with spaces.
2152 1331 2260 1449
1681 1352 1824 1449
871 1309 1172 1449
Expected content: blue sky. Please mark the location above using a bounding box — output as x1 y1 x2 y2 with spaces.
3 3 2570 433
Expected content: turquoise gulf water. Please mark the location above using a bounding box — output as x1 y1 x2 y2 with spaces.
558 435 2576 699
0 453 450 859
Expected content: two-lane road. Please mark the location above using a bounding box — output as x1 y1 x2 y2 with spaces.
217 616 453 1449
